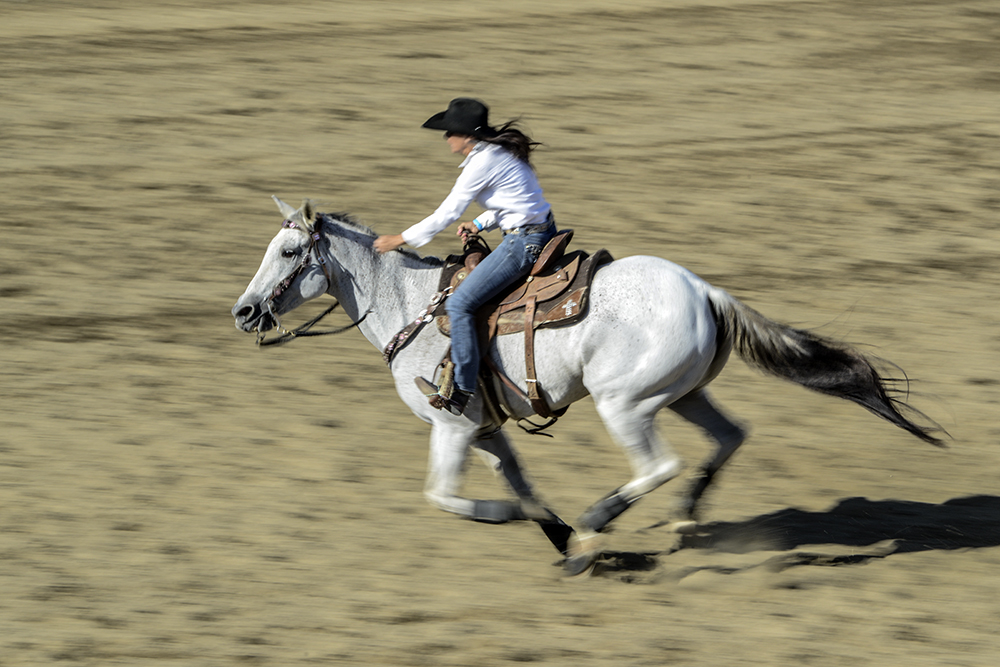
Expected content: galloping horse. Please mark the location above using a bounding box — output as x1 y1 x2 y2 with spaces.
232 197 942 575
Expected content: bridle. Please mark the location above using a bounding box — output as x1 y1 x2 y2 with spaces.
255 215 368 346
268 216 334 303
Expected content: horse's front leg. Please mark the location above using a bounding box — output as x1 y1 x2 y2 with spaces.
423 422 532 524
473 429 576 555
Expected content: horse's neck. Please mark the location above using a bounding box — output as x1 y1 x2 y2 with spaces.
325 236 440 352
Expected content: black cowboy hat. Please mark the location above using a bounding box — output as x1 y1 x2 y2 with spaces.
422 97 499 138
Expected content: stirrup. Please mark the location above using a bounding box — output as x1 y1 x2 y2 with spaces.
415 377 472 416
415 357 455 411
415 376 447 409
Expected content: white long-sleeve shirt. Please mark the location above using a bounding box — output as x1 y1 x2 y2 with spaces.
401 142 551 248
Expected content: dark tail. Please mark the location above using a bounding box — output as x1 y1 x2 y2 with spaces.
707 287 945 446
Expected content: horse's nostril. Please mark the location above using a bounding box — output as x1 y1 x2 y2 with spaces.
234 303 258 321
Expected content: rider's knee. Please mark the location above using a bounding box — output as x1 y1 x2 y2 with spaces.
445 294 476 318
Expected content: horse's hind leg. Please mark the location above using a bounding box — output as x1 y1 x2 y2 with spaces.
561 394 682 574
667 388 747 521
579 394 684 534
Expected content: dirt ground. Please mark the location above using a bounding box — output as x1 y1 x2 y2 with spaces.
2 1 999 665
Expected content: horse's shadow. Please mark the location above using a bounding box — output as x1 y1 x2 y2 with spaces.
591 495 1000 578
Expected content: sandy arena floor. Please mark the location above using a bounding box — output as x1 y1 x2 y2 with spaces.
2 1 999 665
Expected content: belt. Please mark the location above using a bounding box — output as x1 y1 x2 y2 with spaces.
503 212 555 237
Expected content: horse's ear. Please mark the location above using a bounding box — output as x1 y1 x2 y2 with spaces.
272 195 298 219
301 199 316 229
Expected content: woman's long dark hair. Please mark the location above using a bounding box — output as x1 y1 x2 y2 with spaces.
480 120 540 167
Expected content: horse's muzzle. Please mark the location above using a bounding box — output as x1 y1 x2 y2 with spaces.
232 299 275 333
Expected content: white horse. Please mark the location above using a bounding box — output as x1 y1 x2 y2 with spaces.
232 197 942 575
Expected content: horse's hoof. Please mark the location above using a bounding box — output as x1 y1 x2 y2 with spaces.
668 520 699 535
562 552 599 577
562 530 601 577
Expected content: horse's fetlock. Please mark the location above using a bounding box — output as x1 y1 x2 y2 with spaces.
579 492 635 533
471 500 526 524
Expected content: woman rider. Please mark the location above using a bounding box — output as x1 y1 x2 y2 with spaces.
374 98 557 416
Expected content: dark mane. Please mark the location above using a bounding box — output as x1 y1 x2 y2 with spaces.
318 211 444 268
319 210 376 236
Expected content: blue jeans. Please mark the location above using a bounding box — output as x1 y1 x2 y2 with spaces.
446 222 557 394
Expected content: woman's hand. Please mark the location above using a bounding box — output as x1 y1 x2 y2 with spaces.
456 221 479 239
374 234 405 254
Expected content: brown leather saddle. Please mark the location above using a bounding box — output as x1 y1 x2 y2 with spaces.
432 230 613 420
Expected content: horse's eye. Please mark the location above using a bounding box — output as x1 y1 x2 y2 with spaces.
281 248 298 258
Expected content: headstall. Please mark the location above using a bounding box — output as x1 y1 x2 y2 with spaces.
256 215 348 346
268 216 334 305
